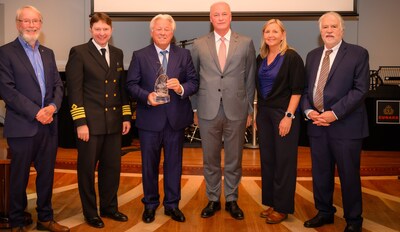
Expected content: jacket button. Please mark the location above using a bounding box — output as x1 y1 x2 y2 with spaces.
113 107 116 110
221 75 224 79
114 93 117 97
105 94 108 98
105 108 108 112
105 80 108 83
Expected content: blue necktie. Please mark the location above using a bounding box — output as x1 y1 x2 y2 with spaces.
160 50 168 74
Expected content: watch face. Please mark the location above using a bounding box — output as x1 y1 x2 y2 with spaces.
285 112 295 119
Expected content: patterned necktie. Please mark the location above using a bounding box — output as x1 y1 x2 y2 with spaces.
160 50 168 74
100 48 108 66
314 49 333 112
218 37 226 71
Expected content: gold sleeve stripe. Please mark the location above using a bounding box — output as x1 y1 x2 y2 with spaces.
122 105 132 116
70 107 86 120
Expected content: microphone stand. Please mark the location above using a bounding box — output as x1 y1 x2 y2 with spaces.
176 38 196 48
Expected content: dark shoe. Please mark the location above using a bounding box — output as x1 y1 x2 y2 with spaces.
85 216 105 228
201 201 221 218
265 211 288 224
23 211 33 226
260 207 274 218
164 208 185 222
37 220 70 232
142 209 156 223
11 227 28 232
100 211 128 222
225 201 244 220
304 214 334 228
344 223 362 232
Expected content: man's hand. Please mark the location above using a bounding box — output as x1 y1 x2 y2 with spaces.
122 121 131 135
312 111 336 127
77 125 90 142
167 78 182 95
147 92 164 106
36 105 56 125
246 115 253 128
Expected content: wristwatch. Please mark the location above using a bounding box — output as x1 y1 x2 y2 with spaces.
285 112 295 119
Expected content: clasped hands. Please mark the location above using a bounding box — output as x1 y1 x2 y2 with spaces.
308 110 336 126
147 78 182 106
36 105 56 125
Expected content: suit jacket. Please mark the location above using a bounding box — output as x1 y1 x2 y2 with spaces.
65 39 131 135
0 38 63 138
301 41 369 139
126 44 199 131
190 31 256 121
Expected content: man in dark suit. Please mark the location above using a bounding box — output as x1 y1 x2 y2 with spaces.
301 11 369 232
126 14 198 224
190 1 256 220
65 12 132 228
0 5 69 232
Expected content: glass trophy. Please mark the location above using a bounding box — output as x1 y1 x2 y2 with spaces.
154 65 170 103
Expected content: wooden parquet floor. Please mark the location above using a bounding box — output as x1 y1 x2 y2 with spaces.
10 170 400 232
1 135 400 231
15 144 400 232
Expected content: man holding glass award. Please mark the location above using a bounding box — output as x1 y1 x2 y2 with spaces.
126 14 199 223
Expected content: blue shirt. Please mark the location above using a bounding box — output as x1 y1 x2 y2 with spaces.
258 53 285 99
18 36 45 107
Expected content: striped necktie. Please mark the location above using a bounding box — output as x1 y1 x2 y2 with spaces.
314 49 333 112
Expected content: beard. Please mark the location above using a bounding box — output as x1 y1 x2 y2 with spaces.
21 30 40 46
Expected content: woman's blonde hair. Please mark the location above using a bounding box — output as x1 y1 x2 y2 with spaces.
259 19 290 59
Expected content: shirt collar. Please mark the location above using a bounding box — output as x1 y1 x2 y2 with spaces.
214 29 231 42
18 36 40 50
91 39 109 52
324 40 342 53
154 44 171 54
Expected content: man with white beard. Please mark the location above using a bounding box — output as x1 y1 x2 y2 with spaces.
0 5 69 232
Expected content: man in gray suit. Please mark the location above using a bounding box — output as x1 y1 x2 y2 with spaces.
191 1 256 220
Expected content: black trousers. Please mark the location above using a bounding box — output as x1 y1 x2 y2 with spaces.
256 106 300 214
76 133 121 218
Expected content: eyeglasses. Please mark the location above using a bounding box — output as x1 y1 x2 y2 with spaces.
17 19 42 25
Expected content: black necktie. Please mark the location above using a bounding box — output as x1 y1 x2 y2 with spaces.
100 48 107 65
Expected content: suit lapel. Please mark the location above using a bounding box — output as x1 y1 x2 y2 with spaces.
328 41 347 82
167 45 179 76
109 46 122 72
225 32 239 70
39 45 52 89
206 33 221 72
12 39 40 86
146 45 162 76
310 48 324 92
88 40 109 71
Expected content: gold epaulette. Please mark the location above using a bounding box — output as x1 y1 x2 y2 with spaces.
122 105 132 116
70 104 86 120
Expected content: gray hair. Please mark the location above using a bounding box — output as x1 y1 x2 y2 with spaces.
149 14 176 32
16 5 43 22
319 11 345 31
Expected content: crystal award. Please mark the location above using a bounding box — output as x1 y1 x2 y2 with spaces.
154 65 170 103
